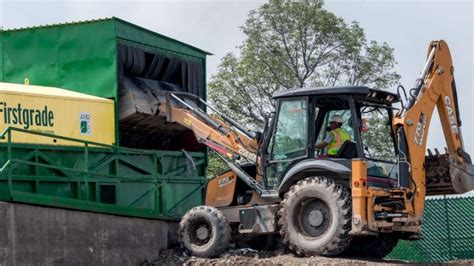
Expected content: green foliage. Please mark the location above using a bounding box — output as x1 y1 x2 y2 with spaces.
208 0 400 130
207 151 228 178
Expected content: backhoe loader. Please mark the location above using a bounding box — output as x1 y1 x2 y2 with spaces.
154 40 474 258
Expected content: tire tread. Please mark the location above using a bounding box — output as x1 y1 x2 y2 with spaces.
179 206 231 258
278 176 352 256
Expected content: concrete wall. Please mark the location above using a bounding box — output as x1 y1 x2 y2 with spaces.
0 202 177 265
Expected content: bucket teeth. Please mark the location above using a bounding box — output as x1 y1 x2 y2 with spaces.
427 149 433 157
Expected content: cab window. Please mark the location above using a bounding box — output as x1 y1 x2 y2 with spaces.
360 105 398 179
271 98 308 160
266 98 308 187
360 106 396 162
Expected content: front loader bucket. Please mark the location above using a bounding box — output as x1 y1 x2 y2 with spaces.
425 149 474 195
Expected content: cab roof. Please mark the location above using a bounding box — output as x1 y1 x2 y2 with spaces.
272 86 399 103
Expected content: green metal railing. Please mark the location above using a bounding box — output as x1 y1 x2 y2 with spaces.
0 127 207 220
0 126 155 195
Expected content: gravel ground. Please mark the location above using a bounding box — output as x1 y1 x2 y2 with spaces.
142 248 410 265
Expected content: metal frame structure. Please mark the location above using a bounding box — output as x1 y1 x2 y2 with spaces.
0 127 206 220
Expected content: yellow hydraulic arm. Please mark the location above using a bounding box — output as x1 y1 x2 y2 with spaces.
393 40 474 214
157 92 259 162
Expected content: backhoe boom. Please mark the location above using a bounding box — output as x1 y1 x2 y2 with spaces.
393 40 474 213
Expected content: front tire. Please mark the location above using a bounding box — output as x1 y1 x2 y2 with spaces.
278 177 352 256
179 206 231 258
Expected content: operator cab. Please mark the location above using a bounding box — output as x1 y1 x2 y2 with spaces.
261 86 400 190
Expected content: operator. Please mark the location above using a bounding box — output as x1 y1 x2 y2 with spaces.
315 115 351 156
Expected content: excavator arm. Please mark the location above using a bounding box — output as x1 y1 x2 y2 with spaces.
393 40 474 207
156 92 259 162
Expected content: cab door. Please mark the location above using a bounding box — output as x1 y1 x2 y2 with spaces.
263 97 309 188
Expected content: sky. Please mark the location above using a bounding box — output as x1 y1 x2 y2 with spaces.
0 0 473 153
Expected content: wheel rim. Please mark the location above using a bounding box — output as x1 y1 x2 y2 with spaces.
188 218 213 246
294 198 332 238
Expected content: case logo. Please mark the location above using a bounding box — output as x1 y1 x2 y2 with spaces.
218 175 234 188
80 113 91 135
239 147 257 162
444 96 458 134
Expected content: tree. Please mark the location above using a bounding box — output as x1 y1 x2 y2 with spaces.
207 0 401 176
208 0 400 130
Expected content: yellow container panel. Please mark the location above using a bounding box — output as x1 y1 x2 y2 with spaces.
0 83 115 146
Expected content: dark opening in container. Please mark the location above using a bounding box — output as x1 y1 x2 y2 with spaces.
117 44 204 151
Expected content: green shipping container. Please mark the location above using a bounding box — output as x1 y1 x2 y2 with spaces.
0 18 211 220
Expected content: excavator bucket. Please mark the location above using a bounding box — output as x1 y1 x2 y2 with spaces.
425 149 474 195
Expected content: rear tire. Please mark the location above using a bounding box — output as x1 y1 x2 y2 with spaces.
344 234 399 258
278 176 352 256
179 206 231 258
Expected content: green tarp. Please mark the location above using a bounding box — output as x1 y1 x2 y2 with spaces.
0 17 209 100
1 20 117 98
